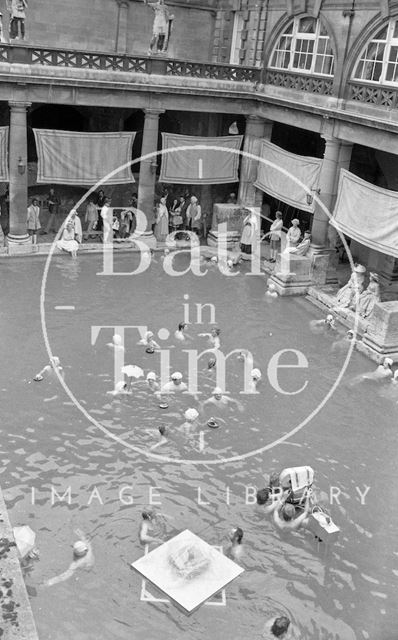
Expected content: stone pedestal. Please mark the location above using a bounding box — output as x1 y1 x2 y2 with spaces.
207 203 246 249
308 248 339 286
359 301 398 362
269 254 312 296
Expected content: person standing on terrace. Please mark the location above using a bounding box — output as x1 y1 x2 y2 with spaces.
144 0 174 54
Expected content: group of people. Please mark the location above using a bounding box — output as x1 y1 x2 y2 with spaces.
335 264 381 318
154 194 203 241
267 213 311 262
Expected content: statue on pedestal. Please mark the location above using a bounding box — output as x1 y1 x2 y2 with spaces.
358 272 381 318
335 264 366 309
144 0 174 54
7 0 27 40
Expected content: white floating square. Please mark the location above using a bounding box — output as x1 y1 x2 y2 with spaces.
131 529 244 613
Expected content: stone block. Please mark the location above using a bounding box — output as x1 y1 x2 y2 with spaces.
361 301 398 362
269 254 312 296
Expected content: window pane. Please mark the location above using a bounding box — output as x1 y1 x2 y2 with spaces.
298 17 315 33
393 21 398 38
375 25 388 40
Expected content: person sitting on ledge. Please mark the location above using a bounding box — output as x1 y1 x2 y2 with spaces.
285 219 301 249
283 231 311 256
335 264 366 309
358 272 381 318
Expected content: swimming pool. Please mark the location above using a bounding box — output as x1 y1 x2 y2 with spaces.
1 252 397 639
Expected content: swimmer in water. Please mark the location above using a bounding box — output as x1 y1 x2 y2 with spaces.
273 494 310 531
331 329 355 353
45 529 94 586
248 368 262 393
33 356 64 382
106 334 125 352
310 313 336 333
201 387 244 412
161 371 188 394
256 487 283 515
139 510 163 545
352 357 394 384
228 527 244 561
179 407 200 437
198 327 221 351
107 380 129 396
174 322 192 342
149 424 168 450
146 371 160 393
262 616 292 639
138 331 160 352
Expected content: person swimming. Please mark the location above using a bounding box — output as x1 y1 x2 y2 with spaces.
228 527 244 561
175 322 192 342
262 615 292 639
201 387 243 412
310 313 336 333
265 282 278 299
256 487 282 515
146 371 160 393
352 357 394 384
248 368 262 393
45 529 94 586
161 371 188 394
149 424 168 450
138 510 163 545
33 356 64 382
107 380 129 396
138 331 160 353
179 407 200 437
273 494 310 531
198 327 221 350
106 334 125 351
331 329 355 353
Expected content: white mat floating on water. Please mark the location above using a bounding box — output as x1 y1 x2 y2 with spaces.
33 129 136 185
254 138 321 213
0 126 9 181
131 529 244 613
159 133 243 184
331 169 398 258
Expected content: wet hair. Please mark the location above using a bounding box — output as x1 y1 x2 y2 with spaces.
142 510 153 520
178 322 187 331
159 425 166 436
232 527 243 544
256 488 270 505
212 328 221 336
270 616 291 637
208 357 216 369
281 503 296 522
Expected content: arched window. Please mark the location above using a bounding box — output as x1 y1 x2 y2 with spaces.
353 20 398 84
269 16 334 76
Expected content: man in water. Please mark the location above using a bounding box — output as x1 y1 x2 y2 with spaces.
139 510 163 545
262 615 292 639
273 495 310 531
161 371 188 394
256 487 282 515
228 527 244 561
201 387 243 411
45 529 94 586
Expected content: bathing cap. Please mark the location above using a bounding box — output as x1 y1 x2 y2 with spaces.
113 334 122 346
73 541 88 557
384 358 393 366
212 387 223 395
145 331 154 339
326 314 334 322
347 330 354 337
211 256 218 263
251 368 262 380
185 408 199 421
50 356 60 366
354 264 366 273
146 371 157 380
268 283 276 291
171 371 182 380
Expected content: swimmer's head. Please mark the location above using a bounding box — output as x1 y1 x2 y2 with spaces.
211 327 221 337
270 616 291 637
73 540 88 558
145 331 154 340
237 351 245 361
269 471 281 488
212 386 223 400
268 283 276 292
256 488 270 505
142 509 155 521
347 330 354 339
164 248 170 255
184 408 199 422
227 259 233 269
112 334 122 346
50 356 60 367
251 368 262 381
178 322 187 331
146 371 157 381
207 357 216 369
281 503 296 522
159 425 167 436
229 527 243 544
210 256 218 263
171 371 183 384
326 314 334 323
384 357 393 368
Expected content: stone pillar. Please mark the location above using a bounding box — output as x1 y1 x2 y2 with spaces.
116 0 129 54
238 115 272 208
8 101 31 253
137 108 164 247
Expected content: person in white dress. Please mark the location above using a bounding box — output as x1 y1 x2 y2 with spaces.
56 221 79 258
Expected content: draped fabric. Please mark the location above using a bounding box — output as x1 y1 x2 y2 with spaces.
331 169 398 258
33 129 136 185
0 127 9 181
159 133 243 184
254 139 322 213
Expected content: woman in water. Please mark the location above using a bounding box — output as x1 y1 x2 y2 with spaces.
107 334 125 352
228 527 244 561
138 331 160 353
34 356 63 381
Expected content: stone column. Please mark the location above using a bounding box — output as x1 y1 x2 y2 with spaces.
327 141 353 247
311 135 341 250
8 101 31 253
238 115 272 208
137 108 164 246
115 0 129 54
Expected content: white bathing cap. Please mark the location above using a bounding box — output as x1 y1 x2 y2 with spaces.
251 368 262 380
185 408 199 421
384 358 393 366
212 386 223 395
171 371 183 380
146 371 157 380
73 540 88 557
113 334 122 346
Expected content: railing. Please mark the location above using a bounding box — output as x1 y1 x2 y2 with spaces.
265 69 334 96
0 43 260 83
347 81 398 109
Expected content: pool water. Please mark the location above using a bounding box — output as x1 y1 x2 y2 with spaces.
1 252 398 640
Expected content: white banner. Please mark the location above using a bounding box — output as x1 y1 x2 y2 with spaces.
254 139 322 213
34 129 135 185
0 127 8 182
331 169 398 258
